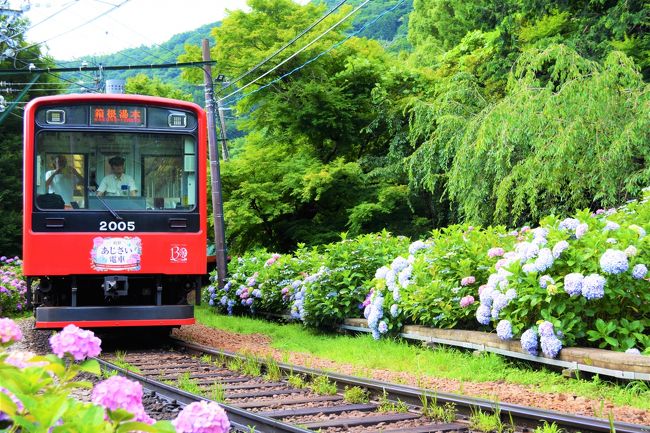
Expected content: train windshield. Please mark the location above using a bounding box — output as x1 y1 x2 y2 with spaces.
34 131 197 211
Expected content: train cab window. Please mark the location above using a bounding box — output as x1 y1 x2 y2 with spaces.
35 131 197 211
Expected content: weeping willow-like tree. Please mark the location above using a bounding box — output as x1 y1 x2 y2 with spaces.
443 45 650 227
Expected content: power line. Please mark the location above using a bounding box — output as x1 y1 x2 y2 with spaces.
225 0 407 105
219 0 348 96
16 0 131 55
0 59 216 75
218 0 372 104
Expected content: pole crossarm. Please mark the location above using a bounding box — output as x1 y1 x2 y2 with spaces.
0 60 217 75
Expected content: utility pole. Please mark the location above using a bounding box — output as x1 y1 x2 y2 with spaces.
202 39 228 290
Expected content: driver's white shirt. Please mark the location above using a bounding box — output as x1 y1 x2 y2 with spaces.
97 173 137 196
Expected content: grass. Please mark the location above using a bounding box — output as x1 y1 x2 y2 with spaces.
195 306 650 411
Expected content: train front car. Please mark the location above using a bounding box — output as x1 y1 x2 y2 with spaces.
23 94 207 329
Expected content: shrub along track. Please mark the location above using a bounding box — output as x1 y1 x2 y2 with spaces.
97 337 650 433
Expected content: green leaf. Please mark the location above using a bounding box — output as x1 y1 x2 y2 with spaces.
78 359 102 376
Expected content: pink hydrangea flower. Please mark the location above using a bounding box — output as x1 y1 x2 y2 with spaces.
49 324 101 361
487 247 505 258
173 400 230 433
460 276 476 286
459 295 475 308
92 376 153 424
0 317 22 345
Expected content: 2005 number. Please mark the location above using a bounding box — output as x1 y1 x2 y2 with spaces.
99 221 135 231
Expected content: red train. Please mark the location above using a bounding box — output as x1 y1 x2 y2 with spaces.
23 94 207 329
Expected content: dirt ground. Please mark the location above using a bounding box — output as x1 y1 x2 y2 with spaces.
172 323 650 426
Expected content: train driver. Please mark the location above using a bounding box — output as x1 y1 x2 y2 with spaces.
97 156 138 197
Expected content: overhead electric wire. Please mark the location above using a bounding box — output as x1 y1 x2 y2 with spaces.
218 0 372 104
16 0 131 54
218 0 348 96
223 0 406 106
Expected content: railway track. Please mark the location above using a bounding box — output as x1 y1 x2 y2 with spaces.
97 338 650 433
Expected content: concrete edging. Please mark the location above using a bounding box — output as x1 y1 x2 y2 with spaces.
341 318 650 381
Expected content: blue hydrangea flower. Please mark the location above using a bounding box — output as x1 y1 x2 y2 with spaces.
220 295 228 306
375 266 389 280
408 240 428 255
252 289 262 298
625 348 641 355
520 328 539 356
476 304 491 325
391 256 409 273
563 273 584 296
491 292 509 319
505 289 517 301
522 263 537 274
534 248 554 272
378 321 388 334
539 275 555 289
540 334 563 358
496 320 513 340
559 218 580 231
628 224 646 239
603 221 620 232
581 274 606 300
600 249 629 275
632 264 647 279
390 304 399 317
552 241 569 259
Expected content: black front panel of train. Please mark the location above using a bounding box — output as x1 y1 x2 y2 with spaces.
32 211 200 232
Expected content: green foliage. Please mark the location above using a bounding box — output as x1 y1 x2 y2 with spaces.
343 386 369 403
309 375 337 395
124 74 192 100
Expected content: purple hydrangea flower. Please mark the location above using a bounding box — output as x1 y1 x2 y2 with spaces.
173 400 230 433
600 249 629 275
92 376 153 424
491 292 509 319
563 273 584 296
552 241 569 259
0 387 23 421
575 223 589 239
538 321 554 338
496 320 513 340
632 264 647 279
581 274 606 300
378 321 388 334
49 324 101 361
520 328 539 356
0 318 22 344
540 334 563 358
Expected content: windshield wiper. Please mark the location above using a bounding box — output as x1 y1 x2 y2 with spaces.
91 192 123 220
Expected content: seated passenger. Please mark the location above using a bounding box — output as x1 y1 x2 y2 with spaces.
97 156 138 197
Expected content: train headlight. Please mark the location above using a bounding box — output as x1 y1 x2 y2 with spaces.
46 109 66 124
168 113 187 128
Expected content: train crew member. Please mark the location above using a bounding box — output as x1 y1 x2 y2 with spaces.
44 154 83 205
97 156 137 197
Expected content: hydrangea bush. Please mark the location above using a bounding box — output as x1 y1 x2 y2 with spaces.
0 256 28 316
0 318 230 432
205 192 650 356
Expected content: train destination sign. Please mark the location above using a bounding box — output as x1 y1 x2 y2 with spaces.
90 106 145 126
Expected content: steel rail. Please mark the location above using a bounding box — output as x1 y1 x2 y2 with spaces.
95 357 312 433
172 338 650 433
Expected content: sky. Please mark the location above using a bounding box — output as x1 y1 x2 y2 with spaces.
14 0 249 60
